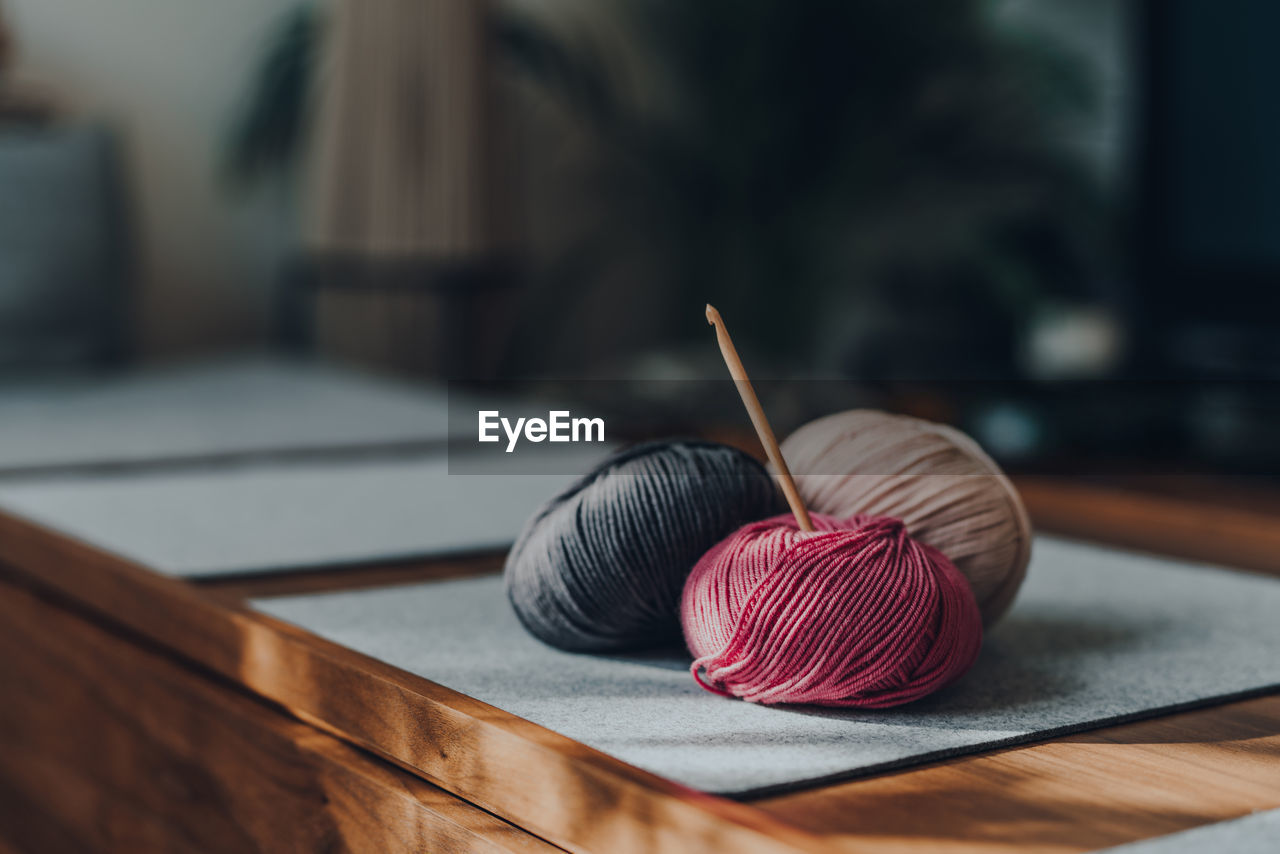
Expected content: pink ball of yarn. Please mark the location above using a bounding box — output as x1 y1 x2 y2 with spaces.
681 512 982 708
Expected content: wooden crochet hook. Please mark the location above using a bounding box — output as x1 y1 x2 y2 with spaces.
706 304 815 532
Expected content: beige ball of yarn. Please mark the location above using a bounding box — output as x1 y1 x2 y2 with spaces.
780 410 1032 626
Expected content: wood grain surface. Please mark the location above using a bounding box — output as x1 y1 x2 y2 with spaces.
0 576 561 854
1016 476 1280 577
757 694 1280 853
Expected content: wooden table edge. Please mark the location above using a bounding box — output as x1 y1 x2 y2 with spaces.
0 508 826 854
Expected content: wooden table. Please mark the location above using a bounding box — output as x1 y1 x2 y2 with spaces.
1 477 1277 853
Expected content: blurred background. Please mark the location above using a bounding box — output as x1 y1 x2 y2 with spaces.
0 0 1275 474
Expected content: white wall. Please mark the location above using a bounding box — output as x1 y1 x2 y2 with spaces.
5 0 311 357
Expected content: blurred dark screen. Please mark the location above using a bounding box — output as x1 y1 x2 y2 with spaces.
1139 0 1280 372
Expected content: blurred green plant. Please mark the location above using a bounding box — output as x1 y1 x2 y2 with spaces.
224 4 320 188
497 0 1108 364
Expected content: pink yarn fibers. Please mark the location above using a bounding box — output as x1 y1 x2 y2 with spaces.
681 513 982 708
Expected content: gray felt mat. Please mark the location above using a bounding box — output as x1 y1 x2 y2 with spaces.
1098 809 1280 852
0 456 594 577
256 538 1280 796
0 356 456 475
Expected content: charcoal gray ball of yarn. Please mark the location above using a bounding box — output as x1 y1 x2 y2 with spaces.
504 440 785 652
